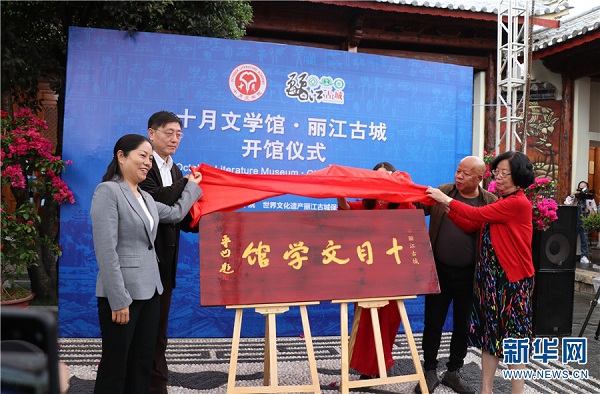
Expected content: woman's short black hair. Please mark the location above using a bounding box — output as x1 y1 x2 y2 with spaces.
372 162 396 172
491 150 535 189
363 161 399 209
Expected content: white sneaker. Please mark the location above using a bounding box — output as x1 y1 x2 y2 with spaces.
580 256 590 264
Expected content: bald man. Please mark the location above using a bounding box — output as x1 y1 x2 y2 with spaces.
415 156 497 394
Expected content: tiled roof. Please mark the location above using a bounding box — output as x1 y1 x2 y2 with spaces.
374 1 598 52
375 0 570 16
533 7 600 51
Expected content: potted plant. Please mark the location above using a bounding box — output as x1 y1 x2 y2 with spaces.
581 211 600 233
1 108 74 304
482 150 496 189
1 201 38 305
523 177 559 232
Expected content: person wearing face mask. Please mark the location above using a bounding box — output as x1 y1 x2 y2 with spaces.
91 134 202 394
337 161 416 381
426 151 535 394
564 180 597 265
414 156 497 394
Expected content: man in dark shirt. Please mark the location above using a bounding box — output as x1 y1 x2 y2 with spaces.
415 156 497 394
140 111 196 394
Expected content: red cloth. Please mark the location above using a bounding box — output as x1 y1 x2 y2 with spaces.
351 302 400 375
343 201 408 375
189 164 433 226
447 189 534 282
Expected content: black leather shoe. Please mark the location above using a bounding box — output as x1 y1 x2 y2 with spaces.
441 369 475 394
414 369 439 393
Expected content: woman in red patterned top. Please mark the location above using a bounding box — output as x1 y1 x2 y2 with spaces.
427 151 535 394
337 161 416 380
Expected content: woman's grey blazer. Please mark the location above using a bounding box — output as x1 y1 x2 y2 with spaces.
90 179 202 311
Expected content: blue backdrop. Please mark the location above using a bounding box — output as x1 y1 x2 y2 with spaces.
59 26 473 338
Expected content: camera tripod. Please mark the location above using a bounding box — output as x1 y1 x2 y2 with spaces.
578 285 600 340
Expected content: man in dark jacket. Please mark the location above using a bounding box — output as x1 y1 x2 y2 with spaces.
415 156 497 394
140 111 196 394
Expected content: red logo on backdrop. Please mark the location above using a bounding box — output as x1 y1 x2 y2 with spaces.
229 64 267 102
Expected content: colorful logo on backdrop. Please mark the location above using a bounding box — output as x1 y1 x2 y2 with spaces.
229 64 267 102
285 72 345 104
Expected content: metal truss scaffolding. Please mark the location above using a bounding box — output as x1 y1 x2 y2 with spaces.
496 0 531 153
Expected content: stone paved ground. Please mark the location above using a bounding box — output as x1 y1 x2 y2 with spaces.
62 290 600 393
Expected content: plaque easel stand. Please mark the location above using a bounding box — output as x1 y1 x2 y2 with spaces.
225 301 322 393
332 296 428 394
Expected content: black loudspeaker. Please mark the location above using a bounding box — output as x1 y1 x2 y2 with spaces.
532 271 575 336
532 205 578 271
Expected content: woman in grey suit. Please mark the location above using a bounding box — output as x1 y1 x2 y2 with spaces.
90 134 202 394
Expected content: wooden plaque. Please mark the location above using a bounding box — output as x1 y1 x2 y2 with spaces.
199 210 439 306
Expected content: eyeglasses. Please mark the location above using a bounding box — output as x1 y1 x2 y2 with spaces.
152 128 184 140
492 169 511 178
